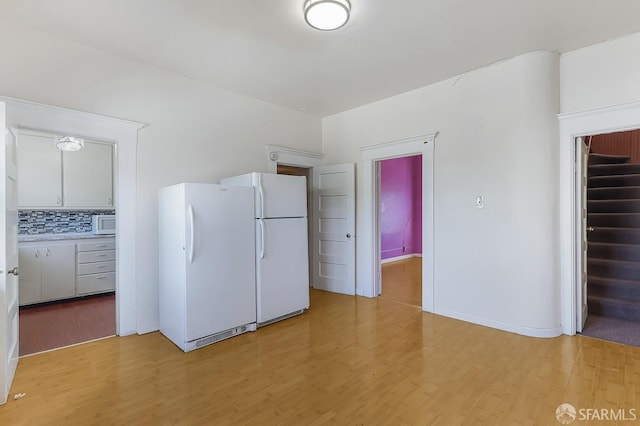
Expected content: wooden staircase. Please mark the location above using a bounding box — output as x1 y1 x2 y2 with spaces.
587 153 640 321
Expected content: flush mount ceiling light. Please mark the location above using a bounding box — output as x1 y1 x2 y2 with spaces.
56 135 84 152
304 0 351 31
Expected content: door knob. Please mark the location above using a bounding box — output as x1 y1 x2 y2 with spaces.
8 267 19 276
586 227 595 232
346 233 351 238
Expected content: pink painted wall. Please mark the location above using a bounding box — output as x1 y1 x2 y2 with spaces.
380 155 422 260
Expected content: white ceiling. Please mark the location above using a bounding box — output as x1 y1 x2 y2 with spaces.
3 0 640 117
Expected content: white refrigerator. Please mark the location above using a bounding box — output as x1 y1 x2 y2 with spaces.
221 172 310 326
158 183 257 352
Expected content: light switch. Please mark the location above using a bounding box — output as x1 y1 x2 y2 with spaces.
476 195 484 209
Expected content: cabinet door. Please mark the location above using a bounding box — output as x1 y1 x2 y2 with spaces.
18 246 43 306
63 141 113 208
17 133 63 208
41 244 76 301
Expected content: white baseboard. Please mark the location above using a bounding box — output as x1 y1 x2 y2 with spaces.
433 307 563 338
381 253 422 264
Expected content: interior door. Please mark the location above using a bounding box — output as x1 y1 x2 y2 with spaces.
577 138 589 332
312 163 356 295
0 102 20 404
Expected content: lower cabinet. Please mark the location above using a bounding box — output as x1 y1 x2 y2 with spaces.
76 239 116 296
18 242 76 306
18 237 116 306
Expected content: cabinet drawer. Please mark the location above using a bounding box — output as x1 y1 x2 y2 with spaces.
77 272 115 295
77 250 115 263
77 240 115 252
77 261 115 275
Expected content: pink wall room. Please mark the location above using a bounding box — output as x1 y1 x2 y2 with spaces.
380 155 422 261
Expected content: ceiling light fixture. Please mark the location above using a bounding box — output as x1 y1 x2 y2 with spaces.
304 0 351 31
56 136 84 152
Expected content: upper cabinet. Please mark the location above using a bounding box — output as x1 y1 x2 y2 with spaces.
63 142 113 207
17 131 114 209
18 133 63 208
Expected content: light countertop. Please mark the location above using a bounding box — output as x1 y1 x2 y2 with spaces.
18 233 115 243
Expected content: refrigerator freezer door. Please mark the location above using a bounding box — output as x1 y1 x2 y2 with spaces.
256 217 309 323
255 173 307 219
184 184 257 341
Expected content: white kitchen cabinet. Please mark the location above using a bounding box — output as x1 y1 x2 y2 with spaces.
63 141 114 208
18 242 76 306
17 132 63 208
76 237 116 296
17 130 114 209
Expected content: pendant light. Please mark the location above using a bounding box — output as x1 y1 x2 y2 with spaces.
56 136 84 152
304 0 351 31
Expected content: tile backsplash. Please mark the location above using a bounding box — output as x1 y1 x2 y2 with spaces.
19 210 115 235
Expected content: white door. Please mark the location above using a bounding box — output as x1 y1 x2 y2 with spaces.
312 164 356 295
0 102 20 405
577 138 589 332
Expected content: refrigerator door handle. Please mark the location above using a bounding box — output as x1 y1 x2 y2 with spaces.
258 174 265 218
188 204 195 263
259 218 265 259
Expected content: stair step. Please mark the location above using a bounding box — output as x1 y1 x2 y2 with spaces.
588 174 640 188
587 186 640 200
588 213 640 228
589 276 640 301
588 227 640 244
588 258 640 280
588 295 640 321
588 242 640 262
589 154 631 165
589 163 640 177
588 199 640 213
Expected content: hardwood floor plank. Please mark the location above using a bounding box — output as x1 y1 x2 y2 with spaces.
381 257 421 307
2 290 640 424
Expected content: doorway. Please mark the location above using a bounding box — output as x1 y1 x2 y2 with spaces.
16 129 117 355
579 129 640 347
378 155 423 307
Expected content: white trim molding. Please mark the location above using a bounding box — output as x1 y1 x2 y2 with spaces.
381 253 423 264
435 307 564 338
265 144 324 173
558 100 640 335
1 96 146 336
358 132 436 312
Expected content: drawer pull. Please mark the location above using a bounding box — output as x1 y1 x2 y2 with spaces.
96 276 107 280
95 245 107 248
96 254 107 257
95 265 107 269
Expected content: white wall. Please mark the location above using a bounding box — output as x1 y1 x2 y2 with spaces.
323 52 562 337
0 19 322 333
561 31 640 113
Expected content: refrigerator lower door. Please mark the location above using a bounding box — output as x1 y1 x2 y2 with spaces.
184 184 257 342
256 217 309 324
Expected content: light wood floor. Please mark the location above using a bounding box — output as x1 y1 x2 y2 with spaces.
381 257 421 307
2 289 640 424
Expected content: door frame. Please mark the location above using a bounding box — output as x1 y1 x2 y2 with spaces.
360 133 436 311
559 100 640 335
1 96 145 336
